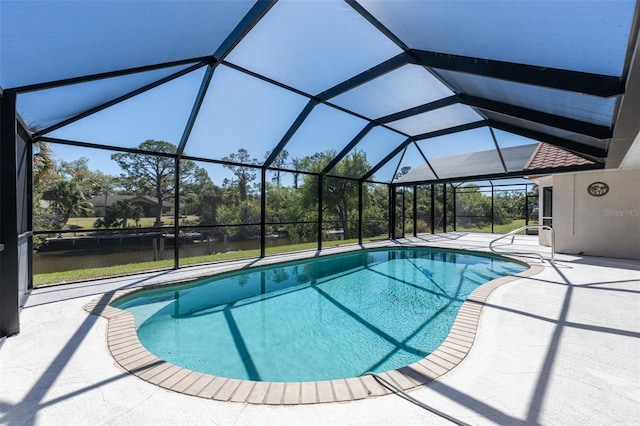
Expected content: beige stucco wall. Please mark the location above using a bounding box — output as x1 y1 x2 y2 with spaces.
550 169 640 259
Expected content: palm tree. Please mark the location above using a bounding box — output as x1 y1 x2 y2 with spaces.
95 200 144 229
42 179 93 229
33 140 55 187
111 200 143 228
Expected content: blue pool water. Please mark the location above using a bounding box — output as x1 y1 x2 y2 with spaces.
113 248 526 382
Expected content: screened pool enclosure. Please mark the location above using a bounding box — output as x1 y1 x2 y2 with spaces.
2 0 639 336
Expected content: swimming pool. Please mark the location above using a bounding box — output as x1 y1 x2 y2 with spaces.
111 248 527 383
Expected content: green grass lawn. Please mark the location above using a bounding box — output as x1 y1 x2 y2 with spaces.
455 219 528 234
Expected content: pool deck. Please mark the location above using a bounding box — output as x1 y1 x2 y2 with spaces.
1 232 639 425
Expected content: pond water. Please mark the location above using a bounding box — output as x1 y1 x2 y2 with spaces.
33 238 281 274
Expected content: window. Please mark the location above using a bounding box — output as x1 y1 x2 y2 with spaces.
542 186 553 227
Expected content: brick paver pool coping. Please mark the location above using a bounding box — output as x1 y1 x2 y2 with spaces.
84 250 543 405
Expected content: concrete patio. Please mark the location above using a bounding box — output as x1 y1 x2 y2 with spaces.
1 233 639 425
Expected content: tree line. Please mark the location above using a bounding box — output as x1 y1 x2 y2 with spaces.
34 139 532 244
33 140 390 243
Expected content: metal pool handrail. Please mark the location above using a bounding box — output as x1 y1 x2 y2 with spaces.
489 225 555 263
363 372 471 426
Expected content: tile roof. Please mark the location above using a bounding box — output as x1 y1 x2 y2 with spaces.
524 143 595 170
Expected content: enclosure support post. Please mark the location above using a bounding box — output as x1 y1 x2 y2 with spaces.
525 184 530 227
0 90 20 337
452 185 457 232
430 184 435 234
317 176 323 251
173 157 180 270
153 239 158 261
413 184 417 237
401 190 405 237
442 184 447 233
358 181 363 245
27 129 33 291
491 183 495 234
389 186 396 239
260 168 266 258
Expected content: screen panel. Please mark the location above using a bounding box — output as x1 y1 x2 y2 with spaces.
412 127 505 180
359 0 634 76
282 104 369 171
48 68 206 149
184 65 309 164
226 0 402 94
386 104 483 136
1 1 256 88
484 111 609 150
435 69 618 127
329 65 453 120
17 65 196 131
327 126 407 179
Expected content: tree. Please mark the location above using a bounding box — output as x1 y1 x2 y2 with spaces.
33 140 55 188
454 185 490 228
362 183 389 238
95 200 143 229
265 181 314 242
300 150 371 239
57 157 119 199
265 149 289 186
180 166 221 225
494 189 527 222
32 140 57 238
452 185 521 229
111 140 196 226
326 151 371 238
291 157 302 189
58 157 92 183
42 179 93 228
222 148 257 202
219 149 261 232
394 166 412 180
216 197 261 240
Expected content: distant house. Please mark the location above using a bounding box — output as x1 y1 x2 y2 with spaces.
87 195 174 217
